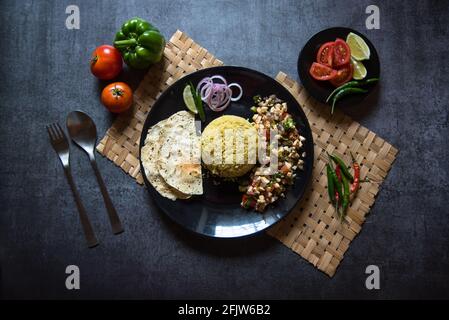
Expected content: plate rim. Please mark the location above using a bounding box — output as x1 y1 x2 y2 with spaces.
139 65 314 238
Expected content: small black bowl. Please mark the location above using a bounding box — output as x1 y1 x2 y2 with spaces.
298 27 380 107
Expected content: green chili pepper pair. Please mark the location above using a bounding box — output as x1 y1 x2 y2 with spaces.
326 78 379 114
329 154 354 183
114 17 165 69
326 159 342 218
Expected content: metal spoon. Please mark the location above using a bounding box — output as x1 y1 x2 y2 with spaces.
67 111 124 234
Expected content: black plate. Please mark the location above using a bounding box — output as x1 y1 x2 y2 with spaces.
298 27 380 106
139 66 314 238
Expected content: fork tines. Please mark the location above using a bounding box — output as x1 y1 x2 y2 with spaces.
46 123 65 142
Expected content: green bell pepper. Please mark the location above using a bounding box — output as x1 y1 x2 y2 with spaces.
114 17 165 69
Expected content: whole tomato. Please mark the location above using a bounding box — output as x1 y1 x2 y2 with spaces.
101 82 133 113
90 45 122 80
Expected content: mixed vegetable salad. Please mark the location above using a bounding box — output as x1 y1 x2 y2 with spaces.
240 95 306 212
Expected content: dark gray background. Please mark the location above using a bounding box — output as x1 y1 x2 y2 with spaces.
1 0 448 299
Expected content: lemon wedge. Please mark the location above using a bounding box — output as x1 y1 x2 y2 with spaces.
351 58 367 80
183 85 198 114
346 32 370 61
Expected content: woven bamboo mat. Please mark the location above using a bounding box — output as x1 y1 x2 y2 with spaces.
97 30 398 277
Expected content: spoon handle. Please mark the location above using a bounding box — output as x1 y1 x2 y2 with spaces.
90 159 124 234
63 167 99 248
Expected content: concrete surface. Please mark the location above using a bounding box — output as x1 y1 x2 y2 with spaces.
0 0 448 299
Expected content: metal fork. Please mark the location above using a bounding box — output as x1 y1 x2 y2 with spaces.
46 123 99 248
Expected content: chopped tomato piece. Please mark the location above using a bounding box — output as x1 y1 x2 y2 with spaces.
316 41 334 67
280 164 290 174
330 63 353 87
242 195 256 209
309 62 337 81
333 38 351 67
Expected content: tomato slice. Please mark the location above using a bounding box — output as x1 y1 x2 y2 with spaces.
333 38 351 67
330 63 354 87
316 41 334 67
309 62 337 81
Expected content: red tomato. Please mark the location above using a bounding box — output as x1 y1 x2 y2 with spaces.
280 164 290 174
316 41 334 67
90 45 123 80
333 39 351 67
101 82 133 113
242 194 256 209
330 64 353 87
309 62 337 81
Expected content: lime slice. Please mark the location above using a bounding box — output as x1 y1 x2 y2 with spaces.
346 32 370 61
351 58 367 80
183 84 198 114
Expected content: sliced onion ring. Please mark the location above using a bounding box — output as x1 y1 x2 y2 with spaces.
209 75 228 86
228 83 243 101
196 75 243 112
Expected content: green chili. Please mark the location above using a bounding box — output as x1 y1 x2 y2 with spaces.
330 154 354 183
327 158 343 205
189 82 205 122
341 173 350 221
331 88 368 114
364 78 380 85
326 77 379 103
326 81 359 103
